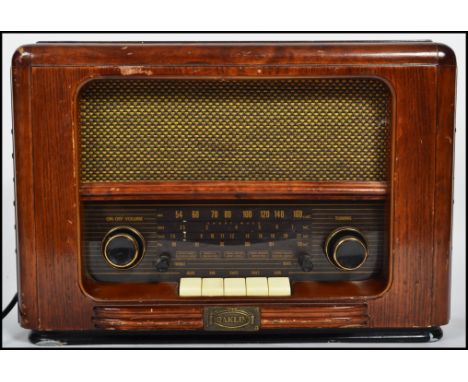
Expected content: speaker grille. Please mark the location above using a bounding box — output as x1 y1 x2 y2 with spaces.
79 78 391 182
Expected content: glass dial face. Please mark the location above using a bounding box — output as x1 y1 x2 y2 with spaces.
84 201 385 283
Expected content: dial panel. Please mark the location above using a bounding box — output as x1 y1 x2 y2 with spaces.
82 201 385 282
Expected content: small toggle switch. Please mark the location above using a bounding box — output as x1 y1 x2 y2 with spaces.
154 252 171 272
298 252 314 271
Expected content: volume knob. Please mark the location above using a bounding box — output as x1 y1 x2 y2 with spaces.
324 227 368 271
102 226 145 269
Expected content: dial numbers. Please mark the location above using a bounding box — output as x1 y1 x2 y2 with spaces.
152 205 313 278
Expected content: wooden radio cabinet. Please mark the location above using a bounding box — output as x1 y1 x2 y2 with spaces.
11 41 456 342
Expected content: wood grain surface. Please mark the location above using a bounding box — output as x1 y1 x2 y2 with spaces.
12 42 456 331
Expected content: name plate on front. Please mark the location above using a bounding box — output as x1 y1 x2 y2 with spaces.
204 307 260 331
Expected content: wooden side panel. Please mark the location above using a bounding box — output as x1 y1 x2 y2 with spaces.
12 50 38 328
368 67 438 327
30 68 93 329
432 64 457 325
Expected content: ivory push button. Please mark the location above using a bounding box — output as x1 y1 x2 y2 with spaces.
202 278 224 297
179 278 202 297
246 277 269 296
224 278 246 296
267 277 291 296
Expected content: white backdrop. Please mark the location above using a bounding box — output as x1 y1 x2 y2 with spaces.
2 33 466 347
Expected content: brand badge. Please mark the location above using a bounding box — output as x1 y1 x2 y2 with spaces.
204 307 260 331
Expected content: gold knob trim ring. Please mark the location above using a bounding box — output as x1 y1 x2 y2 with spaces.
324 226 368 271
102 226 146 270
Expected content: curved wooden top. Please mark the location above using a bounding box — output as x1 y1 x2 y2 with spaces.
12 41 456 67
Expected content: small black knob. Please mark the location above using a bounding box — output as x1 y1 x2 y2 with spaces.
324 227 368 271
154 253 171 272
298 252 314 271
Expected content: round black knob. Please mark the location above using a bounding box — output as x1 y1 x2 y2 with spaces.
298 252 314 271
324 227 368 271
154 252 171 272
102 226 145 269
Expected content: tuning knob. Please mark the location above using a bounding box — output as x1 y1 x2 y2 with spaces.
324 227 368 271
102 226 145 269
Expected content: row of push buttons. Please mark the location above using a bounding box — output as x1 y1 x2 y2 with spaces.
179 277 291 297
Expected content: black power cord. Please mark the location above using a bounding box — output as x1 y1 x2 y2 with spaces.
2 293 18 319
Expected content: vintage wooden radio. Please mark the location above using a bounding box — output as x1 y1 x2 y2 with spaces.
11 41 456 343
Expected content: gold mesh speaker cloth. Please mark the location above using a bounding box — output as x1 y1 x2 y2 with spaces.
79 78 390 182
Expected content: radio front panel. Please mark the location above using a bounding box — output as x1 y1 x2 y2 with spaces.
82 201 385 283
78 75 392 299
